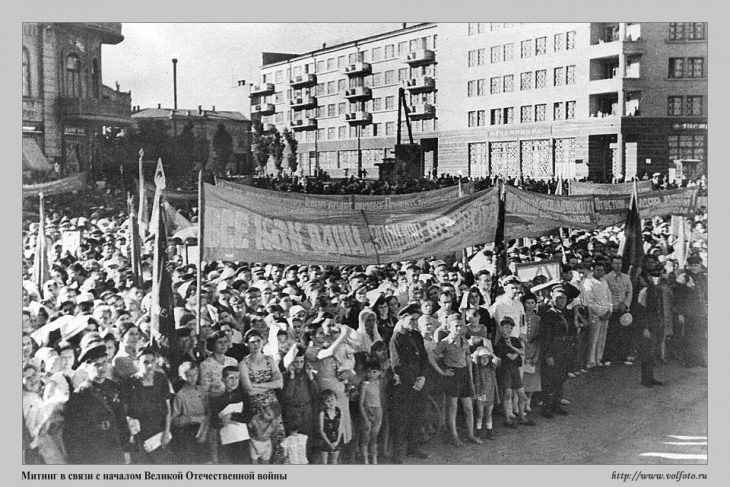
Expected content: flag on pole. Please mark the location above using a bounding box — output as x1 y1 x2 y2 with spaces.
671 215 689 268
491 180 508 302
127 193 142 287
149 158 167 235
138 149 149 238
619 180 644 273
34 192 49 292
150 161 176 356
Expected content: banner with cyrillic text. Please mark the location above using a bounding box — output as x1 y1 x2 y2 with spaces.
22 172 87 198
593 187 700 227
504 186 596 239
568 179 653 196
202 182 498 265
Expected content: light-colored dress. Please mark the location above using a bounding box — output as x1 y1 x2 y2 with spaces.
305 346 352 443
241 354 286 463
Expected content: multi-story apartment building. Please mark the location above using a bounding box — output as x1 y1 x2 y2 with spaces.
250 23 438 178
22 23 132 177
251 22 707 181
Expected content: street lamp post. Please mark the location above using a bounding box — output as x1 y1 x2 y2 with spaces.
172 58 178 166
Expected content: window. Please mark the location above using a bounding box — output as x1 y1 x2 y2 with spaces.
686 96 703 116
535 37 547 55
316 83 325 96
338 126 347 139
490 77 501 94
468 50 477 67
520 71 532 90
521 105 533 123
410 39 421 51
667 96 683 116
687 58 704 78
566 100 576 119
316 106 326 118
566 65 576 85
535 104 546 122
398 68 409 82
274 92 283 103
385 44 394 58
327 127 336 140
327 104 336 117
554 102 565 121
535 69 546 88
477 110 486 126
505 107 514 124
669 22 685 40
668 134 705 161
491 108 503 125
503 43 514 61
384 70 394 85
316 129 325 141
385 96 395 110
468 23 477 36
338 56 346 69
477 48 486 65
372 98 382 111
669 58 684 78
275 70 283 83
521 39 532 58
373 123 381 136
688 22 706 40
326 58 335 72
398 41 407 57
372 73 382 86
361 49 370 62
23 47 30 97
306 130 315 142
372 47 382 62
554 67 565 86
477 79 485 96
327 81 336 94
338 79 346 92
503 74 514 92
491 45 502 64
566 31 576 49
554 33 565 52
468 80 476 97
316 60 325 73
385 121 395 135
468 111 477 127
64 53 82 97
348 53 358 64
338 102 347 115
293 66 302 78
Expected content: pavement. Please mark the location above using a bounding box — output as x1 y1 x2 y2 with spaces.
399 360 708 465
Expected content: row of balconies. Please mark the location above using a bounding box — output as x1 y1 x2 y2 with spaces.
250 50 436 97
288 104 436 131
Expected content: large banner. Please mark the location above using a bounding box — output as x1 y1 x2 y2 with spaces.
569 180 653 195
593 187 699 227
203 182 498 265
504 186 596 239
143 180 198 201
22 172 87 198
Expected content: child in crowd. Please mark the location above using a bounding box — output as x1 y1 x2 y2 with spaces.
369 341 393 459
494 317 535 428
170 361 211 464
358 360 383 464
315 389 344 464
280 421 309 465
471 345 500 440
248 404 281 465
281 350 318 439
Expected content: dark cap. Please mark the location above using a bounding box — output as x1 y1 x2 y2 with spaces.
397 303 422 318
77 340 107 364
687 255 703 265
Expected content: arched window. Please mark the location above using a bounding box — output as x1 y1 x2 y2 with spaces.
64 53 81 97
90 59 100 98
22 47 31 97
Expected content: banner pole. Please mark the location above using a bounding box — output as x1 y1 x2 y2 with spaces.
196 170 204 336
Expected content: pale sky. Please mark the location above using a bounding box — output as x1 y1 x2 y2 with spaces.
102 23 403 117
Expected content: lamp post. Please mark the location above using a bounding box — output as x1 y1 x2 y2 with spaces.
172 58 178 167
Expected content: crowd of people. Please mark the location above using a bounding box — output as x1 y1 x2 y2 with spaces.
21 172 708 465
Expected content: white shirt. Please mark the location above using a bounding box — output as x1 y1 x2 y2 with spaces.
489 295 525 338
581 275 613 319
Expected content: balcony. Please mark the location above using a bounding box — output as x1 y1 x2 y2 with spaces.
588 78 621 94
408 104 436 120
344 62 372 76
404 49 435 66
290 118 317 131
57 95 131 125
250 83 275 96
252 103 276 115
344 86 372 101
289 74 317 88
290 96 317 110
622 38 646 55
344 111 372 125
405 76 435 93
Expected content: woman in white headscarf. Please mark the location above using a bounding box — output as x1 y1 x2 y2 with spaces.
355 308 382 355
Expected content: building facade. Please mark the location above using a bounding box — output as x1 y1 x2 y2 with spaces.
131 106 253 175
22 23 132 177
251 22 707 181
